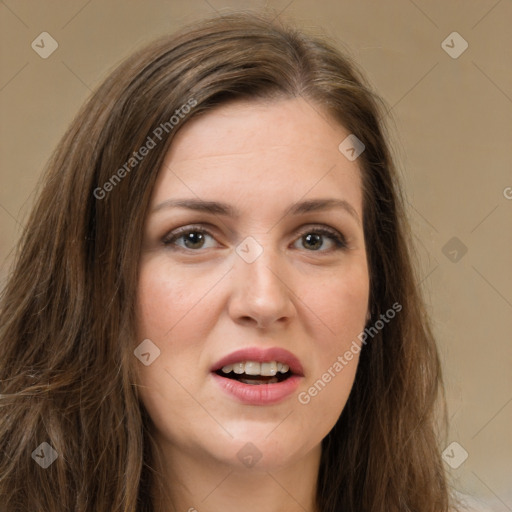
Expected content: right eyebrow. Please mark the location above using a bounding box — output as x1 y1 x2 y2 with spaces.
151 198 239 217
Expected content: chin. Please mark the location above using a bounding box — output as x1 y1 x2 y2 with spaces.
203 426 317 473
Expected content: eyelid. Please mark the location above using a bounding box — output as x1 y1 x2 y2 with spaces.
161 224 219 247
293 224 347 249
161 223 348 251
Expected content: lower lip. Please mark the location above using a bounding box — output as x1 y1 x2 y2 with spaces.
211 373 302 405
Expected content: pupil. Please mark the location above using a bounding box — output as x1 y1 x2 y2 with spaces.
184 232 204 249
304 233 322 250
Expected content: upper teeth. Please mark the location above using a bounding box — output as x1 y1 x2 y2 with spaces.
221 361 290 376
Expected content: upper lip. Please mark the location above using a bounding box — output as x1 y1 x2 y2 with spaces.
211 347 304 376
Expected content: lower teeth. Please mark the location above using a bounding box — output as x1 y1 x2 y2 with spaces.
239 377 279 385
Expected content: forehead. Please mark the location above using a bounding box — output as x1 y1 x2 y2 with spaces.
154 97 364 216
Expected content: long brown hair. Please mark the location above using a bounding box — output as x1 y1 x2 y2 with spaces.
0 11 453 511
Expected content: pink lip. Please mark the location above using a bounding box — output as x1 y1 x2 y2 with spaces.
210 347 304 406
211 373 302 405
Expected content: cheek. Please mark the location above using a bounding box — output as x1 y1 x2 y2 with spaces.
134 261 212 445
296 263 368 423
137 263 185 338
136 257 218 342
304 262 369 350
135 257 222 401
134 259 211 406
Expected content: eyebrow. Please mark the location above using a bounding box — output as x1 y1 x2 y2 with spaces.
152 198 361 225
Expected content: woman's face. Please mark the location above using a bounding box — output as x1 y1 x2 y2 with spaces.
136 97 369 472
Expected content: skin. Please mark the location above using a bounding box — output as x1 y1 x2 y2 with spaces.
136 96 370 512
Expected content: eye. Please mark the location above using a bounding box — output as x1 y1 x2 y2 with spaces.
162 225 219 251
162 224 348 253
292 226 347 252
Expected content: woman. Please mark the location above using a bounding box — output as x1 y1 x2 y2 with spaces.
0 11 455 511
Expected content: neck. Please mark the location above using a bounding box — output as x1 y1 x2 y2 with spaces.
151 439 322 512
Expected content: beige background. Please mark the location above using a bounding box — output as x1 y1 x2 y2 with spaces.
1 1 511 509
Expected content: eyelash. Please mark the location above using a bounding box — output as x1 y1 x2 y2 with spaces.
162 224 348 252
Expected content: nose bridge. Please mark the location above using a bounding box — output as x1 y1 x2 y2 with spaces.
229 235 293 326
236 235 285 295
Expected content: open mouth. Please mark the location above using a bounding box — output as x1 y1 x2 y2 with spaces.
214 361 293 385
211 354 303 404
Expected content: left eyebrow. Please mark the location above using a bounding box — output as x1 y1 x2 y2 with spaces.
151 197 361 226
284 199 361 226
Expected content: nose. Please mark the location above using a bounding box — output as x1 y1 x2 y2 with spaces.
227 242 295 330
